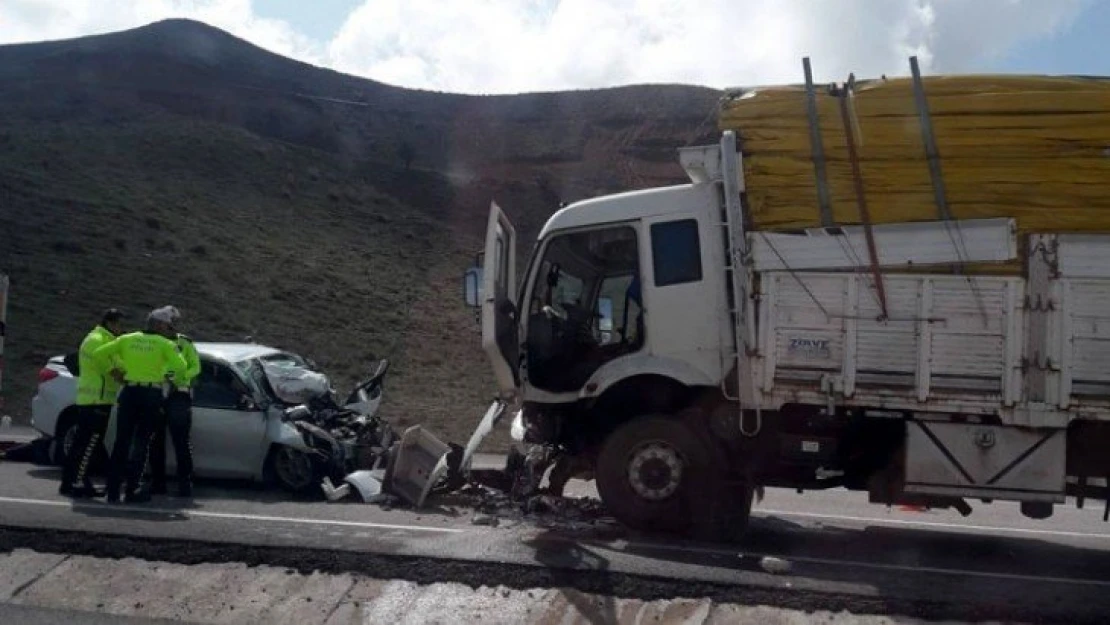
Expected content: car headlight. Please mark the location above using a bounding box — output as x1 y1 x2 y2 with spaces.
283 405 311 422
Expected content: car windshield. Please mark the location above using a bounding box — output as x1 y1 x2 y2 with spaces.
234 358 277 404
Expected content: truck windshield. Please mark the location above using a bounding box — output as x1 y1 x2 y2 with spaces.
525 225 642 392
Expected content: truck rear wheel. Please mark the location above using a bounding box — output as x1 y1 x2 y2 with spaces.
598 415 742 538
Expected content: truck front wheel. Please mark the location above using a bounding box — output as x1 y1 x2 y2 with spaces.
597 415 727 537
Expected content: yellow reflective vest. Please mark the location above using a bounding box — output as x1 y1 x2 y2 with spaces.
75 325 121 406
174 334 201 390
92 331 187 385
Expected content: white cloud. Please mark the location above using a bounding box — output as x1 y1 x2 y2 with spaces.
0 0 1092 94
327 0 1091 93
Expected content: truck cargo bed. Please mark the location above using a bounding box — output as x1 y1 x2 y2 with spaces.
755 234 1110 427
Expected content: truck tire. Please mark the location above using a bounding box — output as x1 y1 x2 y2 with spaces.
597 415 722 536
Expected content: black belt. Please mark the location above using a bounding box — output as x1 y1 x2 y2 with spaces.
125 381 161 388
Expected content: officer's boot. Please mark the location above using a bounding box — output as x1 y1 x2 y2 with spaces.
124 488 152 504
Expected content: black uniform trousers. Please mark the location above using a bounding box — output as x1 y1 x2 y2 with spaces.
60 404 111 488
106 385 164 497
150 390 193 487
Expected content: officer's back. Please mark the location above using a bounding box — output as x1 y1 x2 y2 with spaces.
96 331 184 382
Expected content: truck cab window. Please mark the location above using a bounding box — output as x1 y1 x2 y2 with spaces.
651 219 702 286
526 226 642 392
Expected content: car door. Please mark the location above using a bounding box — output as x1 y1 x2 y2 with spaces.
188 359 268 479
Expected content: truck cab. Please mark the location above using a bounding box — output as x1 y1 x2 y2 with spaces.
472 183 732 404
464 135 758 538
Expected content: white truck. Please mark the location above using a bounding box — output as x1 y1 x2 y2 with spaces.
462 130 1110 540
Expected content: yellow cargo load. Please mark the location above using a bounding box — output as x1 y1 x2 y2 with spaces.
718 74 1110 235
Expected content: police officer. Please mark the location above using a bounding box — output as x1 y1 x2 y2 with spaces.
59 308 126 498
93 308 187 503
149 306 199 497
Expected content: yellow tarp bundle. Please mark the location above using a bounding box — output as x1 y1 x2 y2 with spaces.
718 75 1110 234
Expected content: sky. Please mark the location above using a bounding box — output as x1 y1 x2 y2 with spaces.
0 0 1106 94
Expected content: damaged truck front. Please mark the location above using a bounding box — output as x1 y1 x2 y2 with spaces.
463 125 1110 541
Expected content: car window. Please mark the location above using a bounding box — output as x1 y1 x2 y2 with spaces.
193 361 250 410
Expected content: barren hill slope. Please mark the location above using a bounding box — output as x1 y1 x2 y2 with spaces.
0 19 720 443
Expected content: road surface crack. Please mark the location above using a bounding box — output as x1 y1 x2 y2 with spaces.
9 554 71 600
320 577 357 623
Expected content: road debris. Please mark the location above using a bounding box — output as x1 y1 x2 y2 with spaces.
320 477 351 502
345 469 385 501
471 514 499 527
389 425 451 507
759 556 793 575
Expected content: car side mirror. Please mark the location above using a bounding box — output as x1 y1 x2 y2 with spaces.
237 395 258 411
463 267 482 308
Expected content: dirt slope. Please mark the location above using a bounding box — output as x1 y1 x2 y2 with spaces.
0 19 720 445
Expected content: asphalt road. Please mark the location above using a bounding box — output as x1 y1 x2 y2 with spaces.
2 460 1110 623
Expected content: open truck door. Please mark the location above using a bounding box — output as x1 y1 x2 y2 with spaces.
477 201 519 396
459 203 518 473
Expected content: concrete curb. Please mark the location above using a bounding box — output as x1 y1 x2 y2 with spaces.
0 549 903 625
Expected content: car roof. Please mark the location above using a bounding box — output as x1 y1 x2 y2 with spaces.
194 342 289 363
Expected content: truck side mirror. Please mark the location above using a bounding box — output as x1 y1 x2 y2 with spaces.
463 267 482 308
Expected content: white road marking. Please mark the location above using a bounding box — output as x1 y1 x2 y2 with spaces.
0 496 463 534
598 538 1110 588
755 507 1110 541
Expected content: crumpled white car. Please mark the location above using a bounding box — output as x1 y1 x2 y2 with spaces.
30 342 385 492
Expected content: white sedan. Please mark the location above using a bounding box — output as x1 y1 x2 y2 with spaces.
30 342 382 492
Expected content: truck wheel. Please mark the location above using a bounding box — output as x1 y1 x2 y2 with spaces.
596 415 717 536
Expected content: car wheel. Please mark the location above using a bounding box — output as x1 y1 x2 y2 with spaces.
269 446 322 495
52 410 79 466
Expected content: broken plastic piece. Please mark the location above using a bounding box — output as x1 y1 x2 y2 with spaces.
460 401 508 474
509 409 525 441
388 425 451 508
320 477 352 502
344 470 383 502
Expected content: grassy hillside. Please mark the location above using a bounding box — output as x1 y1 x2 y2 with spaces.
0 19 721 448
0 117 493 440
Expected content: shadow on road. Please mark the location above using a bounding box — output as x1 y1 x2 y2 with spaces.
521 532 619 625
69 501 190 523
524 512 1110 624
